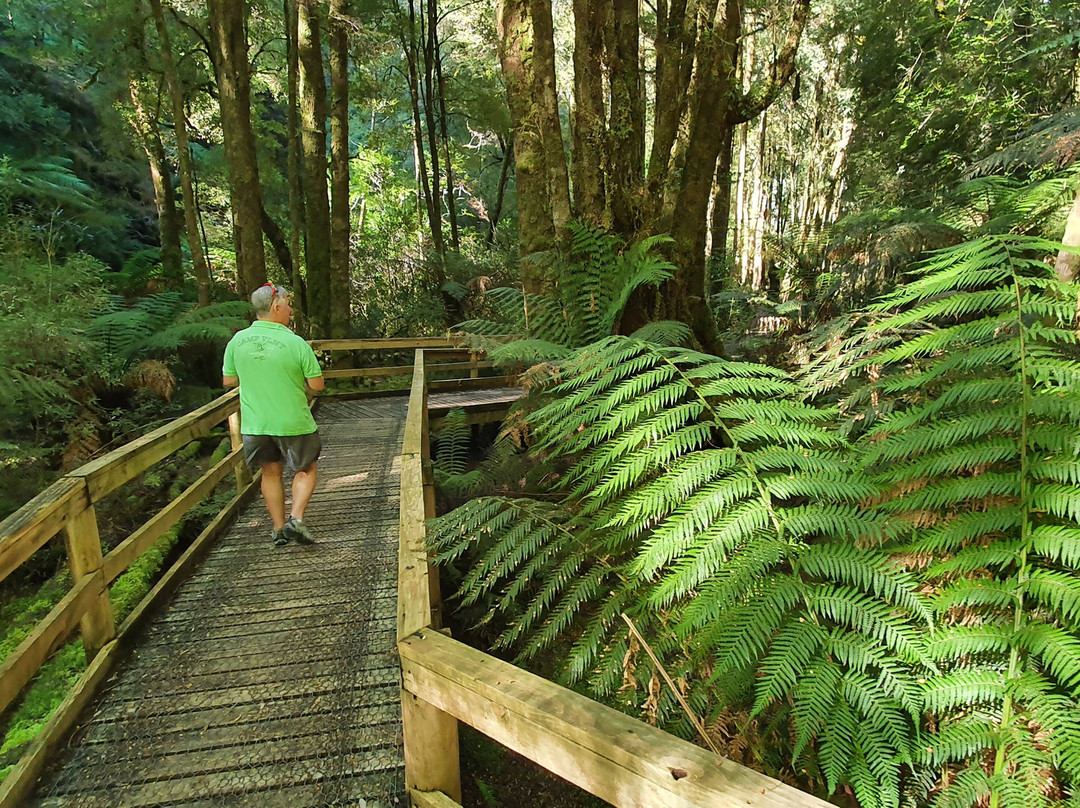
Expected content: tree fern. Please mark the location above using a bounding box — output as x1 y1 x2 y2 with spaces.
854 234 1080 807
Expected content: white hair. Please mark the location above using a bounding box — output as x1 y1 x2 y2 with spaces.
251 284 288 316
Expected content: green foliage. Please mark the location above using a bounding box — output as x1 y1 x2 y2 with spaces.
435 232 1080 806
457 222 682 363
85 292 249 372
851 234 1080 807
431 336 930 807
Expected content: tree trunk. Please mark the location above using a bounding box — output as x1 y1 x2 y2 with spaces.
497 0 554 291
401 0 440 251
261 206 294 279
329 0 351 338
665 0 809 350
297 0 332 337
129 78 184 286
529 0 572 237
709 124 735 267
433 16 460 250
570 0 606 225
149 0 210 305
420 0 445 255
487 133 513 247
608 0 645 234
285 0 307 322
207 0 267 296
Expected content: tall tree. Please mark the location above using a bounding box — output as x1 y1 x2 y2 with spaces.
207 0 267 295
329 0 351 337
149 0 211 306
496 0 554 291
285 0 307 320
297 0 332 337
128 77 184 284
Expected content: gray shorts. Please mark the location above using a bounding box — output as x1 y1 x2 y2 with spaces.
242 432 321 472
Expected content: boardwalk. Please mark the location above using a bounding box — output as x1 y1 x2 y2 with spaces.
28 397 411 807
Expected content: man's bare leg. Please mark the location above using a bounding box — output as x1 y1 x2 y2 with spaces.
260 461 287 530
291 463 318 521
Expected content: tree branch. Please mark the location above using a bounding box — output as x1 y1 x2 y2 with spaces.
731 0 811 125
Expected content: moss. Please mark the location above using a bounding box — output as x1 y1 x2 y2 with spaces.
0 572 71 660
0 642 85 757
0 517 187 783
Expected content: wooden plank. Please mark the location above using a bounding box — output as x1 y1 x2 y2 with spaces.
116 471 259 638
0 477 87 586
411 789 462 808
399 630 834 808
0 571 104 717
402 692 461 801
402 350 427 457
308 337 458 351
101 446 244 584
323 364 414 380
62 506 114 660
0 638 121 808
398 456 430 640
428 376 512 392
71 389 239 503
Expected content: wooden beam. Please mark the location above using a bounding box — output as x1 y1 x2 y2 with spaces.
0 638 121 808
428 376 512 392
101 446 244 584
0 477 86 586
411 788 462 808
0 571 104 717
308 337 459 351
399 630 834 808
62 506 114 660
71 390 239 503
402 351 427 458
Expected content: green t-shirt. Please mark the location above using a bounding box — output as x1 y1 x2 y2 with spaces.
222 320 322 436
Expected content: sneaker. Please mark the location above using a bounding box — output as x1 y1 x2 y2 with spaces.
271 528 289 547
283 517 315 545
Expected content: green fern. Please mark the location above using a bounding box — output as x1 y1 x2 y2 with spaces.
430 336 931 808
457 221 683 363
855 234 1080 807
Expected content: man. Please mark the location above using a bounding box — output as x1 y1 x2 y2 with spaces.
223 283 325 546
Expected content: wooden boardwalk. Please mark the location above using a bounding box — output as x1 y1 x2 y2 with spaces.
27 397 414 807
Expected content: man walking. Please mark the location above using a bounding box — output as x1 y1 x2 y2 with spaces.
223 283 325 546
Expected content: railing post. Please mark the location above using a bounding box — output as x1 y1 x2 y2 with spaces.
400 349 461 803
227 411 252 492
62 501 114 660
469 351 479 379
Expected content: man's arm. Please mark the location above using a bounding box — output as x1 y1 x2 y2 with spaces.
223 375 239 388
306 375 325 393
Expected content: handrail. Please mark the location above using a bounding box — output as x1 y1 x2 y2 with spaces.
397 351 834 808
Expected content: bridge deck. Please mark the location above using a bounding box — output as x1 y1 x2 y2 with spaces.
28 397 418 808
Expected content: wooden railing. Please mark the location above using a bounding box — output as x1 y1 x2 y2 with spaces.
0 388 253 806
0 336 496 807
398 350 834 808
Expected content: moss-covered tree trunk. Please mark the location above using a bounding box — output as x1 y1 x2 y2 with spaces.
329 0 351 338
607 0 645 235
529 0 571 237
207 0 267 296
148 0 210 306
298 0 332 337
128 79 184 286
570 0 606 226
498 0 554 293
